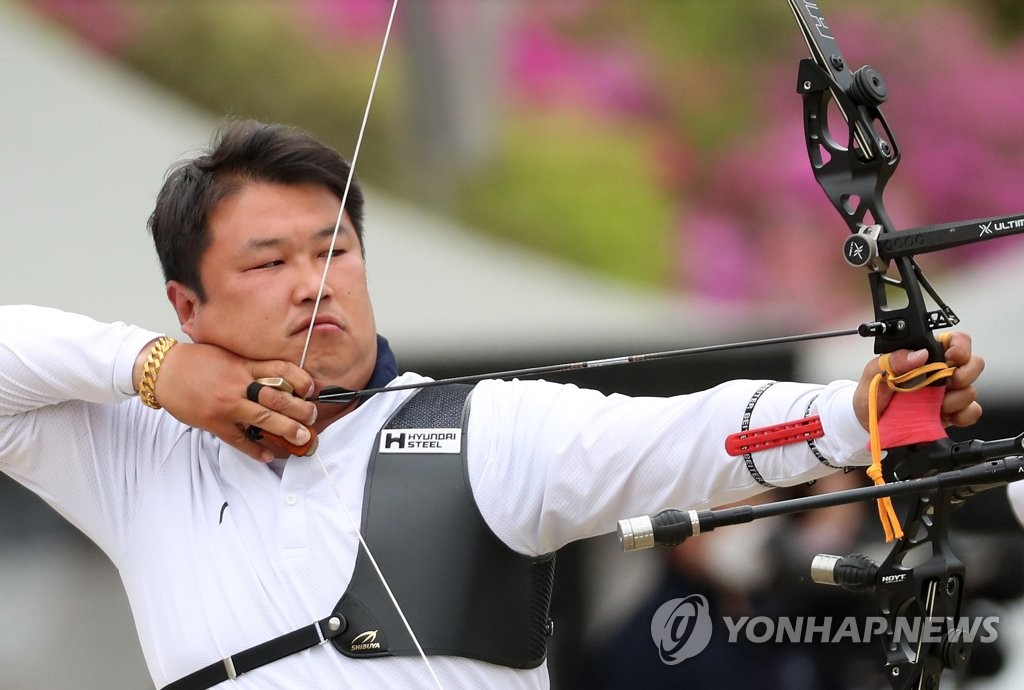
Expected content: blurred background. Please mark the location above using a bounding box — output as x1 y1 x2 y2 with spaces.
3 0 1024 687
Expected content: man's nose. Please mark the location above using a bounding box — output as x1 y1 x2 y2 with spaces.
294 260 332 303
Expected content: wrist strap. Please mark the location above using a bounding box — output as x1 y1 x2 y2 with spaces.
139 336 178 409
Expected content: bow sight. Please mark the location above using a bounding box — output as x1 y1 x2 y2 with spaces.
619 2 1024 689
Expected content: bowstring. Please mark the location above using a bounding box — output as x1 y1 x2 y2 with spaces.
299 2 392 370
297 3 445 687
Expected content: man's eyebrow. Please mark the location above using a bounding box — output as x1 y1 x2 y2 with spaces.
313 224 358 247
240 226 347 252
314 225 349 241
241 236 285 252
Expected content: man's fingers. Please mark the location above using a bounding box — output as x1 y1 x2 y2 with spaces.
238 368 318 460
241 400 314 447
220 424 274 463
942 332 974 367
881 334 982 389
247 382 318 426
947 354 985 391
943 401 983 428
941 386 979 419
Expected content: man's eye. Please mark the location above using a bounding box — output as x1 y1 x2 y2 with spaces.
320 248 346 259
249 259 283 270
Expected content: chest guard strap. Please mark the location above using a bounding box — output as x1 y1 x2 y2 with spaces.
331 383 556 669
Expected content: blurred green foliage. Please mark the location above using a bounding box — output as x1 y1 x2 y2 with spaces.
117 2 400 184
458 114 674 284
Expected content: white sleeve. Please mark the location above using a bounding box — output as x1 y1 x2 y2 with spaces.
0 305 181 559
467 377 868 556
0 305 159 410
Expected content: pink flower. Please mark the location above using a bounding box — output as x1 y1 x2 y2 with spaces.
506 20 659 119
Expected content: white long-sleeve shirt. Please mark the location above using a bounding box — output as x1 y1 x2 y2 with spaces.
0 305 869 689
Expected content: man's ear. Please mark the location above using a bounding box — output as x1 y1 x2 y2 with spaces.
166 280 200 339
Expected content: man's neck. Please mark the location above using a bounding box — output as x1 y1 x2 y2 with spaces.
308 333 398 434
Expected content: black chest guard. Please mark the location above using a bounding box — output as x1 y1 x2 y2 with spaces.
331 383 556 669
162 384 556 690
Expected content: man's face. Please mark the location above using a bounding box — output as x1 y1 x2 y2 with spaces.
169 181 377 391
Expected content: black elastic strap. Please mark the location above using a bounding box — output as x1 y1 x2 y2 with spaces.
739 382 779 488
161 614 347 690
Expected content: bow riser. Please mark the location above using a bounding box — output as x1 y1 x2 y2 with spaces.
796 60 947 362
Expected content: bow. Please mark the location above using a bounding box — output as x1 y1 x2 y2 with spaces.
787 3 1003 685
617 3 1024 689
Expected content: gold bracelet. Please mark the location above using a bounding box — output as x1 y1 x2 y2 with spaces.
138 336 178 410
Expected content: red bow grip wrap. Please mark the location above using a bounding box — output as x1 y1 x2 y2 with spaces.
874 385 947 449
246 377 319 457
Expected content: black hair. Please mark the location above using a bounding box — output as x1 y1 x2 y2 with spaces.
148 119 365 301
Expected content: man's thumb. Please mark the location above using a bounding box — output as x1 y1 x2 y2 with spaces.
885 348 930 377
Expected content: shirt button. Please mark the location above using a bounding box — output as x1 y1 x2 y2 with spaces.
285 494 297 506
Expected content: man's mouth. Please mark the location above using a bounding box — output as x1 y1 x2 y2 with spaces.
292 316 344 336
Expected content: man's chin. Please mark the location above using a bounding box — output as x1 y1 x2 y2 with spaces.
306 344 375 384
308 366 373 395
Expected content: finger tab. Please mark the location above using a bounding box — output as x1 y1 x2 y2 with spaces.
263 428 318 457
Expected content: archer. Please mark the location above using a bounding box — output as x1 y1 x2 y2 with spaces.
0 118 983 689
